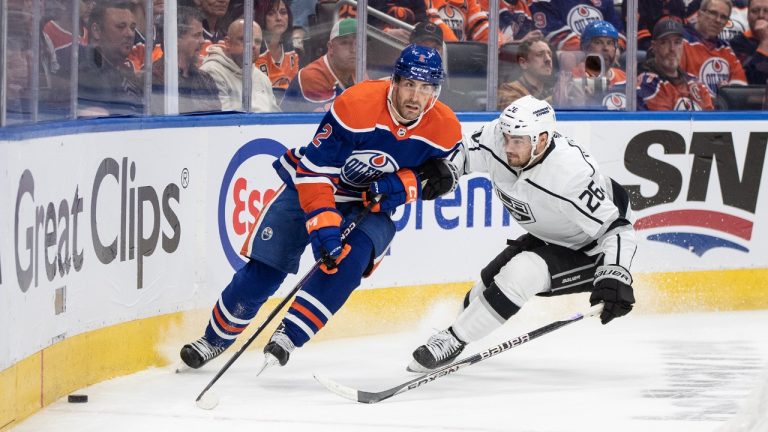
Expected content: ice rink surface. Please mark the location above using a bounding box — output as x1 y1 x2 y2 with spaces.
13 302 768 432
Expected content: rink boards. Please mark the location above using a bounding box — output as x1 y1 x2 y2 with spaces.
1 112 768 429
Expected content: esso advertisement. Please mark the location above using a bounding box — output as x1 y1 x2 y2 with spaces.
218 138 286 271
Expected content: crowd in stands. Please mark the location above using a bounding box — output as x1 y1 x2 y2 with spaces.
3 0 768 123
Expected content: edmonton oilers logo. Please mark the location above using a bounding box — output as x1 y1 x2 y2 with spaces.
341 150 398 187
720 19 746 40
370 154 388 167
568 5 601 33
602 93 626 110
700 57 730 94
440 5 465 39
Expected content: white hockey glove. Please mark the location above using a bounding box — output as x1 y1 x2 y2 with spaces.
590 265 635 325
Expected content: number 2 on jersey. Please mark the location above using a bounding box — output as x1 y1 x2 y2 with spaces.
312 124 332 147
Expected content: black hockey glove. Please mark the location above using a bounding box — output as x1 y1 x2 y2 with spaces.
415 158 460 200
590 265 635 325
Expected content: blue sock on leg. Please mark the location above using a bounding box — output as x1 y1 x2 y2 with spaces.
204 259 287 347
280 230 374 348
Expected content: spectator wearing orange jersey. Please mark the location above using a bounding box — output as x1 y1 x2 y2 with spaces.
426 0 492 42
255 0 299 101
637 18 714 111
730 0 768 84
681 0 747 95
281 18 357 112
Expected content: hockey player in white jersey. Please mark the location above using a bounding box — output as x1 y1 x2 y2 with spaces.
409 95 637 372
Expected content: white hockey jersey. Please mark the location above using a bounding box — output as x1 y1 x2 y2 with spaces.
451 120 636 270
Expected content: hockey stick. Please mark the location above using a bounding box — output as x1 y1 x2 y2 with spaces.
195 195 381 407
314 303 604 404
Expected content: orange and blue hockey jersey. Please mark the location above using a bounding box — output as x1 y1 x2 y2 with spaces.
637 68 714 111
280 54 355 112
256 47 300 91
681 24 747 95
495 0 537 42
273 79 462 211
426 0 492 42
530 0 625 51
571 64 627 109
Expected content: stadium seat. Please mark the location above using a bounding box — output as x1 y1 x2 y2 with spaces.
715 85 767 111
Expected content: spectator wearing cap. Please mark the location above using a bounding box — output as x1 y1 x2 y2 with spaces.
623 0 688 51
681 0 747 95
637 17 714 110
281 18 357 112
200 19 280 112
572 21 626 85
730 0 768 84
410 21 444 56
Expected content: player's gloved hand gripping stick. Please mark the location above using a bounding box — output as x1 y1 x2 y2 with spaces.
195 195 382 409
363 168 421 212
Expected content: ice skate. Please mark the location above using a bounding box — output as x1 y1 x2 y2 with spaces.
257 324 295 376
408 328 466 373
180 337 227 369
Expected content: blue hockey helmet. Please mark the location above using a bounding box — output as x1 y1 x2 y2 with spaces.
580 20 619 50
392 44 445 85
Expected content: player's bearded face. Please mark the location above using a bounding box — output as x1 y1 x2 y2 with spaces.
393 78 437 121
503 134 533 167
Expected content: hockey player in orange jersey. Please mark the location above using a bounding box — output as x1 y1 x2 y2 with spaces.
180 45 463 374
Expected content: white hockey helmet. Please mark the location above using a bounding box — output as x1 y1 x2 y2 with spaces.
498 95 556 147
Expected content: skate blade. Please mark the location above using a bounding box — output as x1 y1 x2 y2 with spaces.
175 362 192 374
406 359 433 374
256 353 280 377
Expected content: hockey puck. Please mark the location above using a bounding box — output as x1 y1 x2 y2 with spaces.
68 394 88 403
